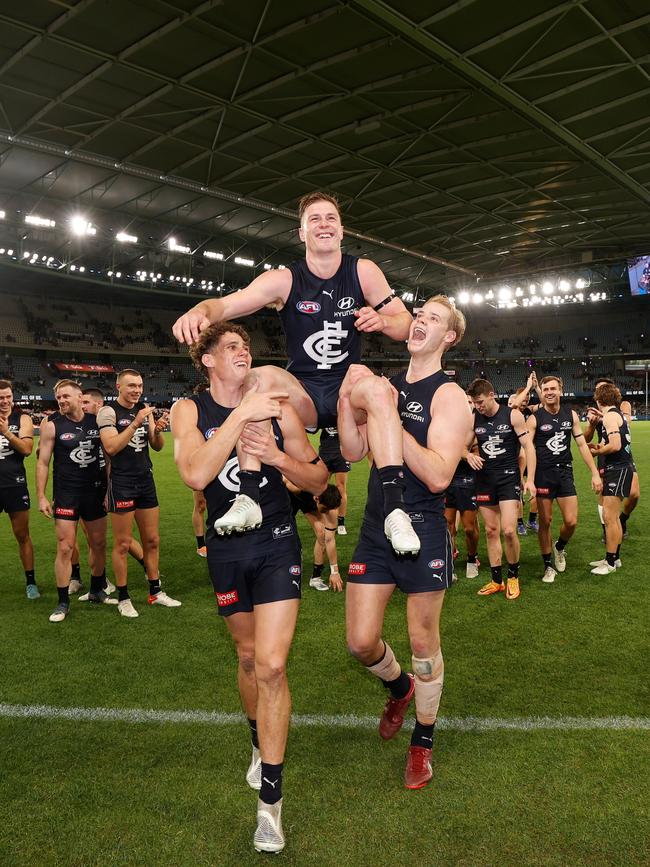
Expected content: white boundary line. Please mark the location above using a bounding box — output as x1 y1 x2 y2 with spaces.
1 703 648 731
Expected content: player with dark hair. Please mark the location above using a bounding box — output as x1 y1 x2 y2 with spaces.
466 378 536 601
339 296 471 790
171 322 328 853
287 482 343 591
97 370 180 617
172 192 414 549
527 376 602 583
588 382 635 574
36 380 113 622
0 379 37 598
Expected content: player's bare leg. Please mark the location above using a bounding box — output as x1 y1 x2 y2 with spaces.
49 519 76 622
591 496 623 575
477 505 506 597
135 506 180 608
111 511 139 617
225 611 260 789
499 500 521 599
9 510 37 597
192 490 207 556
620 472 640 538
462 509 480 577
537 497 557 583
252 598 300 854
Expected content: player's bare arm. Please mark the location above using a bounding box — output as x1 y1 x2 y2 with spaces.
571 410 603 493
402 383 472 492
0 413 34 456
171 391 287 491
98 405 154 457
35 418 55 517
240 403 328 495
172 269 292 345
589 413 622 456
512 407 536 497
148 411 168 452
354 259 412 339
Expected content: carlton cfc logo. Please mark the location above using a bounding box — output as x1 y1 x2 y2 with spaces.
297 301 321 314
406 401 423 413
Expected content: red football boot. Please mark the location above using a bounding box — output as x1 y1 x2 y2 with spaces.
404 745 433 789
379 673 415 740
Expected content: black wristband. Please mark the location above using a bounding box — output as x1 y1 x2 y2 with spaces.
373 293 394 312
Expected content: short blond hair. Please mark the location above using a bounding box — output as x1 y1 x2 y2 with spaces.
298 191 341 222
424 295 466 350
54 379 82 393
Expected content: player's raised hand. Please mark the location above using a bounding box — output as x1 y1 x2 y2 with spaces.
172 307 211 345
155 411 170 433
239 391 288 423
134 405 155 427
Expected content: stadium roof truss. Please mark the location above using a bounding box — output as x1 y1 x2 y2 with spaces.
0 0 650 291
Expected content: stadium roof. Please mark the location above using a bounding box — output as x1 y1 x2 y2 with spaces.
1 0 650 290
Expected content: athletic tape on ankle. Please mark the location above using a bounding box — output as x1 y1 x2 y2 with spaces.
366 642 401 682
412 650 444 725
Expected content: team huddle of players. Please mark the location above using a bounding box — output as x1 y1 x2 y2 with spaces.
0 191 640 855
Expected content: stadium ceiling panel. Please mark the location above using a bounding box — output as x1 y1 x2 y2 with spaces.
1 0 650 289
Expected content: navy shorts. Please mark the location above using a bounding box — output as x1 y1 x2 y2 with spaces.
445 483 476 512
107 472 158 513
53 484 106 522
601 465 633 499
207 540 302 616
475 470 521 506
348 516 453 593
296 374 343 430
535 465 576 500
0 482 30 514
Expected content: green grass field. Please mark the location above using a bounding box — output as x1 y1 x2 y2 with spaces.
1 426 648 866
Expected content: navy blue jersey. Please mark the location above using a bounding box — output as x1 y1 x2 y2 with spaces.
474 404 520 474
97 401 152 479
0 410 28 488
601 409 634 468
52 413 104 492
361 369 450 531
278 254 364 379
191 391 298 561
534 404 574 469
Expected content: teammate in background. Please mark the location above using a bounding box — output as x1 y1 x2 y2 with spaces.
340 296 471 790
36 380 113 622
585 377 640 540
170 322 328 853
80 387 147 582
192 490 207 557
286 481 343 591
527 376 602 583
466 378 536 601
172 192 414 547
318 426 349 535
444 430 480 582
509 373 539 532
587 382 635 574
97 370 180 618
0 380 37 598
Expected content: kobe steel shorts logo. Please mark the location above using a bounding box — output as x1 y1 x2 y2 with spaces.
55 507 75 516
348 563 366 575
215 590 239 607
297 301 321 314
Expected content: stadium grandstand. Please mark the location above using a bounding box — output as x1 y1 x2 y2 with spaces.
0 2 648 865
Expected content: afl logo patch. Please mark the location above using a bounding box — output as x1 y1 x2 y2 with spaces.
475 427 486 434
59 433 75 441
428 559 444 569
297 301 321 314
118 419 131 427
289 565 301 576
540 424 553 432
406 401 423 413
204 427 218 440
337 296 355 310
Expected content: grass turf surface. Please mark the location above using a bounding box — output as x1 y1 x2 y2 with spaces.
0 425 648 866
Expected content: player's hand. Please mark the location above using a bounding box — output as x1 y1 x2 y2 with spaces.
239 391 288 423
172 306 211 345
466 452 484 471
588 442 600 454
240 422 281 464
154 412 170 433
329 570 343 592
591 473 603 494
0 416 8 436
39 496 53 518
527 372 537 390
134 405 155 426
354 306 385 333
524 479 536 500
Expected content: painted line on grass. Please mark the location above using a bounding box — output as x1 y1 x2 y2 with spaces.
1 703 649 731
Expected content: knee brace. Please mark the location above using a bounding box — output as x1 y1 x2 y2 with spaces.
412 650 444 725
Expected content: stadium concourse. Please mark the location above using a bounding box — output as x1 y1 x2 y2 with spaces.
1 1 649 864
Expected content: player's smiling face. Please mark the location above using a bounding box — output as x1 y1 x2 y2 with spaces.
542 379 562 406
0 387 13 416
56 386 82 416
118 375 144 407
408 301 456 355
209 333 251 381
299 201 343 253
